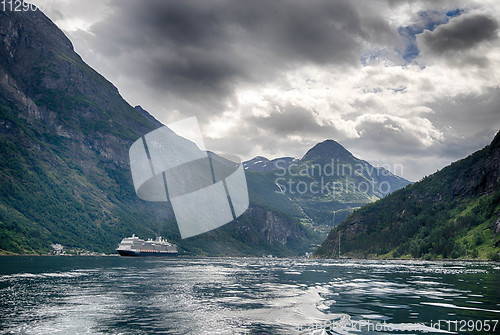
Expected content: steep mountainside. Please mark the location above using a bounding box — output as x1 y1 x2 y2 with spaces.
244 140 410 236
315 131 500 260
0 8 312 256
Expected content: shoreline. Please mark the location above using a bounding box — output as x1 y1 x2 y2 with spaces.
0 253 498 262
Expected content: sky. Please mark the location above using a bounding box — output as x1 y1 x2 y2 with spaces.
33 0 500 181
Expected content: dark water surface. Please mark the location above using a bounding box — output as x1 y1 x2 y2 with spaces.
0 256 499 334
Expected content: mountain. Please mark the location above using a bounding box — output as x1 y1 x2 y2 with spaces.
0 8 165 253
314 131 500 260
301 139 354 163
0 8 313 256
243 140 410 237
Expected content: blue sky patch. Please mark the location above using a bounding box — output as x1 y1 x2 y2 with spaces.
361 8 464 65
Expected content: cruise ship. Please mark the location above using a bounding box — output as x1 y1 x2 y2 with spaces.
116 235 178 257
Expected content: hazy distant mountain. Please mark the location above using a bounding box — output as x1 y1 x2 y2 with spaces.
244 139 410 237
304 140 410 197
315 131 500 260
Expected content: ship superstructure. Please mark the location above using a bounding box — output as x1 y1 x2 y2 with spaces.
116 235 178 257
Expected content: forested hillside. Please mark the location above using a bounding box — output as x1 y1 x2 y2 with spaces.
315 131 500 260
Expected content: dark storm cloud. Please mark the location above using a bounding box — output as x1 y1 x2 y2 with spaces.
420 14 498 54
88 1 243 100
85 0 394 105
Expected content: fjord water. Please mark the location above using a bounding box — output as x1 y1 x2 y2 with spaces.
0 257 498 334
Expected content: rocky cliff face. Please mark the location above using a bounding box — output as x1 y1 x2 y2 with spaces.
0 8 313 256
245 206 306 244
450 133 500 197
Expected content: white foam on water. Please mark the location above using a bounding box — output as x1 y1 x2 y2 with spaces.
421 302 500 313
0 271 91 282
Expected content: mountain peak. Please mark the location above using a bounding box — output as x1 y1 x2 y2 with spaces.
301 139 353 162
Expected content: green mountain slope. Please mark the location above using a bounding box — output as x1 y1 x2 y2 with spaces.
0 8 313 256
0 8 167 254
314 131 500 260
